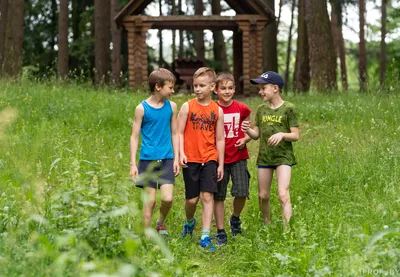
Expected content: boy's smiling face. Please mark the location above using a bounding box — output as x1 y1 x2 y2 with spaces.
193 75 215 101
157 81 175 99
216 80 235 104
258 83 278 101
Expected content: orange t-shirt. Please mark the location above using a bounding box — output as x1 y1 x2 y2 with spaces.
184 99 220 163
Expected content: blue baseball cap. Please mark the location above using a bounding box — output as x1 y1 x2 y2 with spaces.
250 71 284 89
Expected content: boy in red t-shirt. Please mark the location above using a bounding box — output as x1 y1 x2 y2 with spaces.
214 72 252 245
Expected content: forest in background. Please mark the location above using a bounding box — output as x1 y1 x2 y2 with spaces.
0 0 399 92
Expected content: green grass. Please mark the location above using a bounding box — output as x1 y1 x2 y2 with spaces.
0 79 399 276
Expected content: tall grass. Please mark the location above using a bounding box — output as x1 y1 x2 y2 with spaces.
0 80 399 276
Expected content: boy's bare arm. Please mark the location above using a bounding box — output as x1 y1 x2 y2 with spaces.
235 115 252 148
170 101 180 175
268 126 299 146
130 104 144 177
177 102 189 167
216 107 225 181
241 120 260 140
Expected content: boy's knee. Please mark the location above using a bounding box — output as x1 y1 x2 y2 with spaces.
278 190 290 204
186 197 198 206
258 191 270 201
161 197 173 207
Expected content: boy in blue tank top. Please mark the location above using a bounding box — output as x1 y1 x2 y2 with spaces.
130 68 180 237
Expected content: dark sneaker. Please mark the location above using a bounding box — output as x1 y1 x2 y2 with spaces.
230 216 242 236
199 236 216 252
181 218 196 238
156 225 168 237
215 231 227 246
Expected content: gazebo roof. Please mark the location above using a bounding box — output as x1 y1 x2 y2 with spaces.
115 0 275 26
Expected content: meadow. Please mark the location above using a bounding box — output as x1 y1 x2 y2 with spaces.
0 80 399 277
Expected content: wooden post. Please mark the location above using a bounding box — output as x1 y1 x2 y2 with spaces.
124 19 152 89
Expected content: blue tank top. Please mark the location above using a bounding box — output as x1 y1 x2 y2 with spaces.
139 99 174 160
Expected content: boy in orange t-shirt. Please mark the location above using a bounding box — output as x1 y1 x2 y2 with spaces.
178 67 225 252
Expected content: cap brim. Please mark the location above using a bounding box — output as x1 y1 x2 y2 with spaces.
250 78 269 84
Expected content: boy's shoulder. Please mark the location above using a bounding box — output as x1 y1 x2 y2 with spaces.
283 101 296 109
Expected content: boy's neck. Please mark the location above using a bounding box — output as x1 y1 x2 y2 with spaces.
196 96 212 106
268 96 284 109
217 99 233 107
148 94 165 105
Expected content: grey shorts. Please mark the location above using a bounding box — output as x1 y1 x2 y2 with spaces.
136 159 175 189
215 160 250 201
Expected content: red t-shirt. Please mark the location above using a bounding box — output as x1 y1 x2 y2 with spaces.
217 100 251 164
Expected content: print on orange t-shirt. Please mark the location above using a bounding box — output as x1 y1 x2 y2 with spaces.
184 99 219 163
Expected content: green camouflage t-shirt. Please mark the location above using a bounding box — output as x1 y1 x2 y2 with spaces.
254 101 299 166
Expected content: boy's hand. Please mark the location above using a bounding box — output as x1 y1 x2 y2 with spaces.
234 138 247 149
268 132 284 146
241 120 251 133
180 154 188 168
173 160 180 176
129 165 138 181
217 165 224 182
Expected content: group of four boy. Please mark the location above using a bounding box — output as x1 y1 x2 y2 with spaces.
130 67 299 252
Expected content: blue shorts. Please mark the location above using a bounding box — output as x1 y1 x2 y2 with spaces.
136 159 175 189
258 164 293 170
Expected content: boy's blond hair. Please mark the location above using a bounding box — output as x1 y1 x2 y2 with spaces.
193 67 216 83
215 72 235 89
148 68 176 93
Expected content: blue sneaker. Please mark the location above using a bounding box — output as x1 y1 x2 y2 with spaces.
200 236 216 252
230 215 242 236
181 218 196 238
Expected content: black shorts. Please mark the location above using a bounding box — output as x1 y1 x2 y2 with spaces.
135 159 175 189
182 161 217 199
215 160 250 201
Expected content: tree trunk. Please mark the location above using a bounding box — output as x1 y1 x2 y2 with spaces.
262 0 278 72
330 0 348 91
95 0 110 84
0 0 9 75
58 0 69 80
212 0 229 72
293 0 310 93
276 0 283 30
359 0 367 91
3 0 24 78
304 0 337 92
380 0 387 87
194 0 205 61
284 0 296 90
111 0 121 85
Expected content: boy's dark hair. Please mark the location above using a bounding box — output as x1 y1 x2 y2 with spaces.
215 72 235 89
193 67 216 83
148 68 176 93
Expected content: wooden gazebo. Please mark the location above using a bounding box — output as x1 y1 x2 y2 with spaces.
115 0 274 96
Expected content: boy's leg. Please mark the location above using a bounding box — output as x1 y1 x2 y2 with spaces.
198 161 217 251
229 160 250 236
158 184 173 225
230 160 250 217
157 159 175 226
258 167 274 225
276 165 292 229
214 164 230 230
200 191 214 231
181 163 201 237
143 187 157 228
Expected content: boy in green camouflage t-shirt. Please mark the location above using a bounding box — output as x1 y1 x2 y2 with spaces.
241 71 299 231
